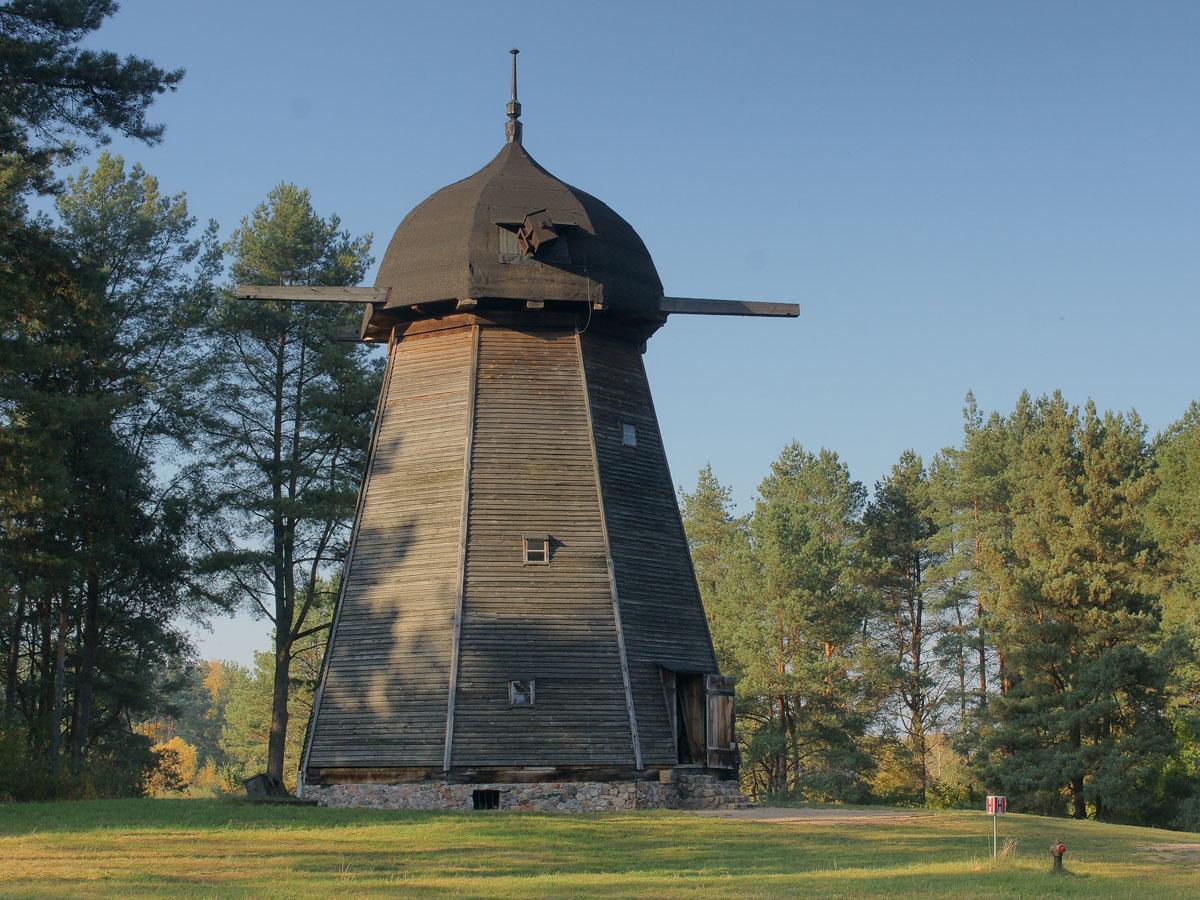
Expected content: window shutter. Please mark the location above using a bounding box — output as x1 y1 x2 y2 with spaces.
705 674 737 769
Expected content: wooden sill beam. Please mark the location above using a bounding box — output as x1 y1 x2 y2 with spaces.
234 285 389 303
660 297 799 318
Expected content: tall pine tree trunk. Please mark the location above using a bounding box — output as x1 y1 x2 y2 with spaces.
976 598 987 708
71 567 101 765
973 501 988 708
265 331 290 790
954 601 966 722
267 630 291 788
49 595 68 772
1069 720 1086 818
37 593 53 741
4 579 26 723
911 556 927 804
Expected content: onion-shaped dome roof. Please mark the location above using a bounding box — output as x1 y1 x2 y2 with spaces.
376 134 663 316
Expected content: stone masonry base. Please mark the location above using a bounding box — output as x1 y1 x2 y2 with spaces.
304 773 746 812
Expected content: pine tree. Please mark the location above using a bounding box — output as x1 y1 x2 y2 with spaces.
716 444 873 799
925 451 977 726
0 0 183 186
978 394 1171 821
1145 402 1200 827
1 154 218 781
193 185 379 791
681 464 749 666
863 450 943 804
1 1 191 791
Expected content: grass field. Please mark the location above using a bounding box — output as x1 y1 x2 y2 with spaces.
0 799 1197 897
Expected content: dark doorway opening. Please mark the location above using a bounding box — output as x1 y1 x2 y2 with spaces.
675 673 706 764
472 789 501 810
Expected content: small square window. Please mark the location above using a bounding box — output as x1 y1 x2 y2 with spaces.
497 225 521 262
621 422 637 447
523 535 549 565
509 679 535 707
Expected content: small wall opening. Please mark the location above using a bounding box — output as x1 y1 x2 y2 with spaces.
472 789 501 810
675 673 706 765
509 679 535 707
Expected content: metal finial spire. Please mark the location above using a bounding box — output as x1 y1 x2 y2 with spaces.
506 48 522 144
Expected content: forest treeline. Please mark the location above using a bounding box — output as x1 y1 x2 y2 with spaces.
1 3 378 798
681 397 1200 828
1 2 1197 829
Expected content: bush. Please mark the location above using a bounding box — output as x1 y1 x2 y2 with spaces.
926 778 973 809
145 736 198 795
219 761 248 793
187 758 222 796
0 726 151 801
868 740 923 805
1170 793 1200 833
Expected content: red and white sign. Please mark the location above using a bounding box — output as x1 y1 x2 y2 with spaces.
986 795 1007 815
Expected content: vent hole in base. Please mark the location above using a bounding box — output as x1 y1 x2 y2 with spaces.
472 789 501 810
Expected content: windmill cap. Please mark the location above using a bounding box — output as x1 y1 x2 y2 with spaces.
375 140 665 316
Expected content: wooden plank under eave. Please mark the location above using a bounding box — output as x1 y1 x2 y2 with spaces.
235 284 389 303
660 296 799 317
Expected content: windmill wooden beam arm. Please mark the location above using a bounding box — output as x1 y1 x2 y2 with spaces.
234 285 389 303
235 286 797 320
660 297 799 317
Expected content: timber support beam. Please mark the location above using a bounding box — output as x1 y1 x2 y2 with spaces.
660 297 799 317
234 285 390 304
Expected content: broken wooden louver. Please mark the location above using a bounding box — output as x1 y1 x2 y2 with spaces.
517 209 557 257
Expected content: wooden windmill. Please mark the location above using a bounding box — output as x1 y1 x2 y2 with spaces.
238 51 797 810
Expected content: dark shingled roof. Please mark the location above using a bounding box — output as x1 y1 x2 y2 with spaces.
376 141 664 315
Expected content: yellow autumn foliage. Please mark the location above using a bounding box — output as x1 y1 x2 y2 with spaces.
145 736 198 796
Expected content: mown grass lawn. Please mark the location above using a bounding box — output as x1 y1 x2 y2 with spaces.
0 798 1197 897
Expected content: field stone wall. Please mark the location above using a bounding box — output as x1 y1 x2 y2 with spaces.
304 774 745 812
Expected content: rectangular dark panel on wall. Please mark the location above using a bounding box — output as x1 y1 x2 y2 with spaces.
306 328 473 768
580 332 718 766
450 327 635 766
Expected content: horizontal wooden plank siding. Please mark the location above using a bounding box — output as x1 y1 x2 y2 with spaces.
307 328 473 768
450 327 634 766
580 332 718 766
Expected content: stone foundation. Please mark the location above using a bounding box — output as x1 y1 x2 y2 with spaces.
303 773 746 812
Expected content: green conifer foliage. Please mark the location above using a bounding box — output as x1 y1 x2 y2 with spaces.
977 394 1171 821
0 154 218 784
683 447 875 800
192 185 379 791
1145 403 1200 828
863 451 941 804
0 0 183 183
681 464 749 668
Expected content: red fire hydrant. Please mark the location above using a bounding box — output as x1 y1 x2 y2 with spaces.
1051 839 1067 873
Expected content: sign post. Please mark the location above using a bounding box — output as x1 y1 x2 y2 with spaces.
985 795 1007 857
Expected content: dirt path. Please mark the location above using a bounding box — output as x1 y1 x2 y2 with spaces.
1145 842 1200 863
692 806 935 824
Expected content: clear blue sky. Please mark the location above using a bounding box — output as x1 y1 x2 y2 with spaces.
86 1 1200 664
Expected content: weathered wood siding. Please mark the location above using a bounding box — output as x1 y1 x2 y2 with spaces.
307 327 473 768
449 327 635 766
580 332 718 766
